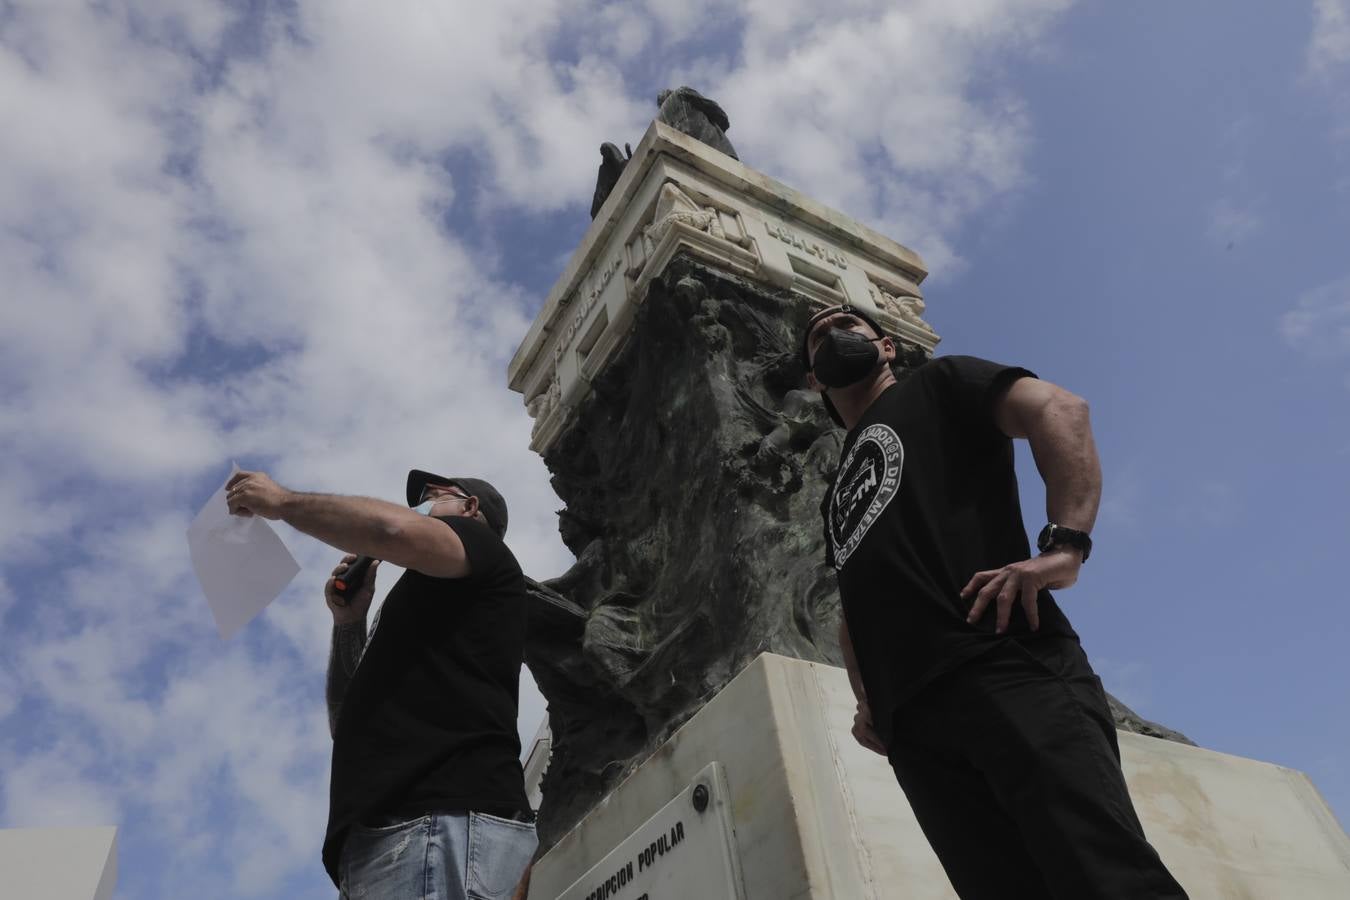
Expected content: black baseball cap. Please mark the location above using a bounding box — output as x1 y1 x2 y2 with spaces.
406 469 509 538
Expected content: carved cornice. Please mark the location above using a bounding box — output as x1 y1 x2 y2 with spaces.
510 123 941 454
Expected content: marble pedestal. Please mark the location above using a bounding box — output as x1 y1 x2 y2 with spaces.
527 654 1350 900
0 826 117 900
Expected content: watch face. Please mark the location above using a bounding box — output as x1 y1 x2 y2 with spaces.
1037 524 1091 561
1036 524 1055 551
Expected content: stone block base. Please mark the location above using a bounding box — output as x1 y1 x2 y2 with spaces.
530 653 1350 899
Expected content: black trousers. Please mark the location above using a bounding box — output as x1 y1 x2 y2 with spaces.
886 637 1188 900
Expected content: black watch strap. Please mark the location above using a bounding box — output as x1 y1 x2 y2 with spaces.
1037 523 1092 562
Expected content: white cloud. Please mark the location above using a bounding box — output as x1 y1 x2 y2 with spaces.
0 0 1076 894
714 0 1074 273
1305 0 1350 142
1205 117 1263 248
1308 0 1350 80
0 646 18 724
0 748 122 828
1282 274 1350 359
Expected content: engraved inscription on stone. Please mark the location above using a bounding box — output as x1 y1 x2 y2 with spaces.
554 256 623 364
555 763 744 900
765 222 848 269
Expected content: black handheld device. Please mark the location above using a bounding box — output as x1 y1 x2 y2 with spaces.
332 555 376 605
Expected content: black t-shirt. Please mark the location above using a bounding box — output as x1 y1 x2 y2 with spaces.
322 516 529 884
823 355 1078 744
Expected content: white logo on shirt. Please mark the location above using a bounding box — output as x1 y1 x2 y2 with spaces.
828 423 904 569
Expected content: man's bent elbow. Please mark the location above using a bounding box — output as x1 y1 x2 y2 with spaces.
1041 388 1091 432
1067 391 1090 419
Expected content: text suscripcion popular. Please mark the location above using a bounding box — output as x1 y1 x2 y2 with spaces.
581 820 687 900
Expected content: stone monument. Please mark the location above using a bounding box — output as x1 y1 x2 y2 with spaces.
525 655 1350 899
509 93 1350 897
516 92 1185 851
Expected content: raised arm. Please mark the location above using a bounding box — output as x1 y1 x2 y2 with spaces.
226 472 471 578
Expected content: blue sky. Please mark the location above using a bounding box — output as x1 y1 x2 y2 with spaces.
1 1 1347 898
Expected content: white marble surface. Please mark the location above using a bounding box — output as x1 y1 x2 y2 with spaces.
529 654 1350 900
553 762 746 900
0 826 117 900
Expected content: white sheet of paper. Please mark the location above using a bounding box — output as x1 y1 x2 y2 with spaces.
187 464 301 640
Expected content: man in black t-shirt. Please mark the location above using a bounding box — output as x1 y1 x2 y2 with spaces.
801 305 1187 900
226 467 536 898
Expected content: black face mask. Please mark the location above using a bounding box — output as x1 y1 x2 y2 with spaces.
812 328 883 388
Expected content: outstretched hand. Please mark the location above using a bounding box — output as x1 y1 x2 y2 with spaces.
961 549 1083 634
226 470 291 520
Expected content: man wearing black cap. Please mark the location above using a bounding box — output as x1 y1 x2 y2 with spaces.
226 468 535 898
800 307 1186 899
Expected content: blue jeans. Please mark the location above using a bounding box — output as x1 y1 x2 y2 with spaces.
339 812 537 900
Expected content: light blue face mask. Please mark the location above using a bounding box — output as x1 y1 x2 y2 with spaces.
415 491 470 517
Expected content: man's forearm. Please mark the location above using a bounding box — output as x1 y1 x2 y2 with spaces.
1024 394 1102 534
327 619 368 737
280 492 421 560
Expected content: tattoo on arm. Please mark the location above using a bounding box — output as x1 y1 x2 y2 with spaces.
326 620 368 737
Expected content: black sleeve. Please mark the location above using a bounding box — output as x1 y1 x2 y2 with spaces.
926 355 1037 439
435 516 519 583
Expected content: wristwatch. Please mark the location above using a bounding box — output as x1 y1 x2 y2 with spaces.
1037 523 1092 562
